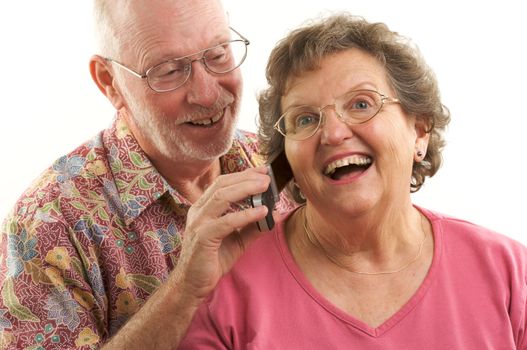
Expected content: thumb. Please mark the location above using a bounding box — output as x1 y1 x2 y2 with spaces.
236 208 284 248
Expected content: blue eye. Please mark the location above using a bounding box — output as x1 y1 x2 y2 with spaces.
343 92 377 112
280 107 321 137
353 100 370 109
295 114 320 128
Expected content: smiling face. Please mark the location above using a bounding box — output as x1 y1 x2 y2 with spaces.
111 0 242 162
282 48 429 218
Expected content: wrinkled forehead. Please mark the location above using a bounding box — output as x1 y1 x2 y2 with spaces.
281 49 390 108
112 0 229 55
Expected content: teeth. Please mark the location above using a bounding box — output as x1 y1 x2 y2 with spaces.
194 119 212 125
324 155 372 175
191 113 222 126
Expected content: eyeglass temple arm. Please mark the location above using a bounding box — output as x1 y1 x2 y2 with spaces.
229 26 250 45
382 95 400 104
105 58 147 79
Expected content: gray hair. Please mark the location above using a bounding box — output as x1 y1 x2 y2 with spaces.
92 0 121 58
258 13 451 202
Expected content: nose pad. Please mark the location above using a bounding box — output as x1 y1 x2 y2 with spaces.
319 107 353 145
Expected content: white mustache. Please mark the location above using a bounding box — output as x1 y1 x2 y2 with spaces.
182 92 235 122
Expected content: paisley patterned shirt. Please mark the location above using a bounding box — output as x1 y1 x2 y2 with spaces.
0 117 292 349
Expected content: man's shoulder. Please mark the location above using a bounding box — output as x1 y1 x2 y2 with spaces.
3 133 109 228
220 129 263 172
234 129 257 140
233 129 259 153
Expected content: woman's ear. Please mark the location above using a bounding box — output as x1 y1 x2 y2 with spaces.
89 55 125 110
414 116 431 161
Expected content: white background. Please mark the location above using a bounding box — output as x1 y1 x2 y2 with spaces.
0 1 525 243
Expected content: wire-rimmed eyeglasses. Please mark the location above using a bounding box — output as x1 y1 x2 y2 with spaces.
105 27 249 93
274 89 400 141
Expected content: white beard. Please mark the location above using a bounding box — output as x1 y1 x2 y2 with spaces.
123 89 239 162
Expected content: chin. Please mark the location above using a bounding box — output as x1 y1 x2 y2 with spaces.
131 90 239 162
323 190 379 216
162 120 236 161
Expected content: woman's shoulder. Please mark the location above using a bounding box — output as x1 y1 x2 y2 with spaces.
213 227 285 291
233 229 281 273
204 227 290 316
419 205 527 261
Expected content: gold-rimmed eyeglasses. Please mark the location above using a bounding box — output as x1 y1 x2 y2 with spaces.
105 27 250 93
274 89 400 141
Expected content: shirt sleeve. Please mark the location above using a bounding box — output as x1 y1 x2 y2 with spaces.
0 206 106 349
179 301 230 350
516 274 527 349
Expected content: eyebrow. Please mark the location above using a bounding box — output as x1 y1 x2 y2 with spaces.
282 82 382 109
148 32 232 68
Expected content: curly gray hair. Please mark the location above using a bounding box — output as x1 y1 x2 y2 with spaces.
258 13 450 202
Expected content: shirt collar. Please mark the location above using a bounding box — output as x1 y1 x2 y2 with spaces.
103 116 171 226
103 117 256 226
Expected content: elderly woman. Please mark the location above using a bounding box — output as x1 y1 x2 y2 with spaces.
180 14 527 349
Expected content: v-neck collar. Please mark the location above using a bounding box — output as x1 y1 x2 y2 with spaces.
277 205 443 337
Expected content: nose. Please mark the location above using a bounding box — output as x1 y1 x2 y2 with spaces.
186 58 220 107
319 107 354 145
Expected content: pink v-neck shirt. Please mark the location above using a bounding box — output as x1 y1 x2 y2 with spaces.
181 207 527 349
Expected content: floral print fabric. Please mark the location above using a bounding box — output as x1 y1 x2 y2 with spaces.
0 116 282 349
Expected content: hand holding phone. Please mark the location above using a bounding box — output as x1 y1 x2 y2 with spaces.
250 152 293 231
250 164 279 231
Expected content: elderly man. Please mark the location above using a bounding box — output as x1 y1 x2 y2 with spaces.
0 0 291 348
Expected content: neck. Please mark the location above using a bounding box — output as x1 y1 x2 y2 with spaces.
292 202 427 275
312 196 418 249
153 155 222 203
119 110 224 203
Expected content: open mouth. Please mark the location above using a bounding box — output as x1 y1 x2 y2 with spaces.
186 111 223 128
323 155 373 181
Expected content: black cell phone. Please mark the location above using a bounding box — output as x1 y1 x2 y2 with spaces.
250 152 293 231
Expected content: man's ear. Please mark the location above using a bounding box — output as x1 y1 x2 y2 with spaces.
89 55 125 110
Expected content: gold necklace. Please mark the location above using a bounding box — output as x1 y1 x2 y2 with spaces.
301 207 428 276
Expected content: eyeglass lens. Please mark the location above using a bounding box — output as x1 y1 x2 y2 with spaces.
278 90 384 140
147 40 247 92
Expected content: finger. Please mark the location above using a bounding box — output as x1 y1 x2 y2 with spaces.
207 166 269 191
193 168 270 208
211 177 269 206
272 209 284 223
198 205 268 243
194 176 271 219
236 220 267 248
251 166 270 174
